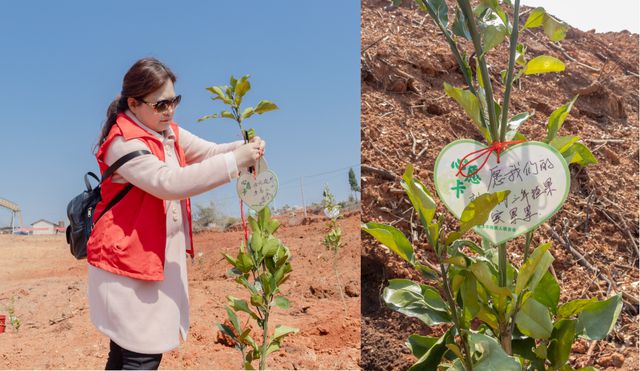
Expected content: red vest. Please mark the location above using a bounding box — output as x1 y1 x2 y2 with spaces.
87 112 194 281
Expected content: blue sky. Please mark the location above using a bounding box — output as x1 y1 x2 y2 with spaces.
522 0 638 33
0 1 360 225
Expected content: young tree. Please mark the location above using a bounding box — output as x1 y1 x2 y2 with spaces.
348 167 360 201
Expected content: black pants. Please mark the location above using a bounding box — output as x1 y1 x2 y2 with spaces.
105 339 163 370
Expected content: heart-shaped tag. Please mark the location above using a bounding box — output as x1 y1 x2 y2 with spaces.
434 139 570 245
236 158 279 212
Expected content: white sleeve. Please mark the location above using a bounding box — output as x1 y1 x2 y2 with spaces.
178 126 244 164
104 136 239 201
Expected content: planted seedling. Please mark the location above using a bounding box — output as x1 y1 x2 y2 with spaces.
200 76 295 370
362 1 619 369
321 184 347 317
219 208 298 370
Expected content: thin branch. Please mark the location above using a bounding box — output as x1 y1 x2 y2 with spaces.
499 0 521 141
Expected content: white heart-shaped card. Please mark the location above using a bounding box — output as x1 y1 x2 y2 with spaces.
236 157 278 212
434 140 570 245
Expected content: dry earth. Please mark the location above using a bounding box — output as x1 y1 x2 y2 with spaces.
361 0 639 370
0 212 361 369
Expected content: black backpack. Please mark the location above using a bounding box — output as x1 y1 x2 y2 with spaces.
65 150 150 259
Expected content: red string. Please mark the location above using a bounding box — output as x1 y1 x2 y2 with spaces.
456 140 525 178
240 198 248 247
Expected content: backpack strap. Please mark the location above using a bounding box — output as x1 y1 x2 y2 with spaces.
95 149 152 223
101 150 151 182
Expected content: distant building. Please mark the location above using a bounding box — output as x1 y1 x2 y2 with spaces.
30 219 59 235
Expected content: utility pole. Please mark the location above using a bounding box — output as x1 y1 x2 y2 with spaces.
300 176 307 217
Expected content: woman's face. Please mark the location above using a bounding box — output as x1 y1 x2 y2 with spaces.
128 79 177 133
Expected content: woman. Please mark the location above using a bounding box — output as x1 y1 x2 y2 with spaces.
86 57 264 369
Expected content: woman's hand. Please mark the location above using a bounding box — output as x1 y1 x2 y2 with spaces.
250 136 266 157
233 141 262 169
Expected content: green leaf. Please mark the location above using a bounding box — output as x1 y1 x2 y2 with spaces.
416 263 438 280
558 298 598 319
221 110 235 120
408 327 454 371
550 135 581 154
246 128 256 141
417 0 449 28
469 332 521 370
265 218 280 235
262 237 280 257
382 279 451 325
452 7 471 40
445 255 467 268
362 223 414 264
223 253 238 267
197 113 219 122
468 261 511 297
533 343 547 359
460 271 481 319
533 271 560 315
449 239 484 255
254 100 279 114
523 7 546 29
265 342 281 356
515 43 527 66
524 55 565 75
228 296 259 319
543 14 569 42
577 294 623 340
480 9 508 52
206 86 228 101
546 95 578 143
235 75 251 98
225 306 241 333
446 191 510 245
523 8 569 40
406 334 439 359
236 252 254 273
401 164 437 225
548 319 577 369
250 294 264 307
477 304 499 332
248 216 260 234
443 82 482 129
273 296 290 309
563 142 598 166
229 75 237 89
241 107 255 121
515 297 553 339
217 323 238 341
250 230 263 253
273 325 298 340
505 112 531 140
515 242 553 295
512 337 546 369
446 343 465 362
459 191 510 234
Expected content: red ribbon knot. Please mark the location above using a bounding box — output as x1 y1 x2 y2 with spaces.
456 140 525 178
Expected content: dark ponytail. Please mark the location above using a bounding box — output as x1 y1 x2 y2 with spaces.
95 58 177 153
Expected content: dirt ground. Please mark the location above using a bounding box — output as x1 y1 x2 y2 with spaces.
0 212 361 370
361 0 639 370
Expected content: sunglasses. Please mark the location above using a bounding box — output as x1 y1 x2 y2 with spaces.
137 95 181 112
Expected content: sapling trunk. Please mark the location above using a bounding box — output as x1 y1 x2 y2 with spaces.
457 0 500 141
439 261 474 371
499 0 522 141
260 311 270 370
